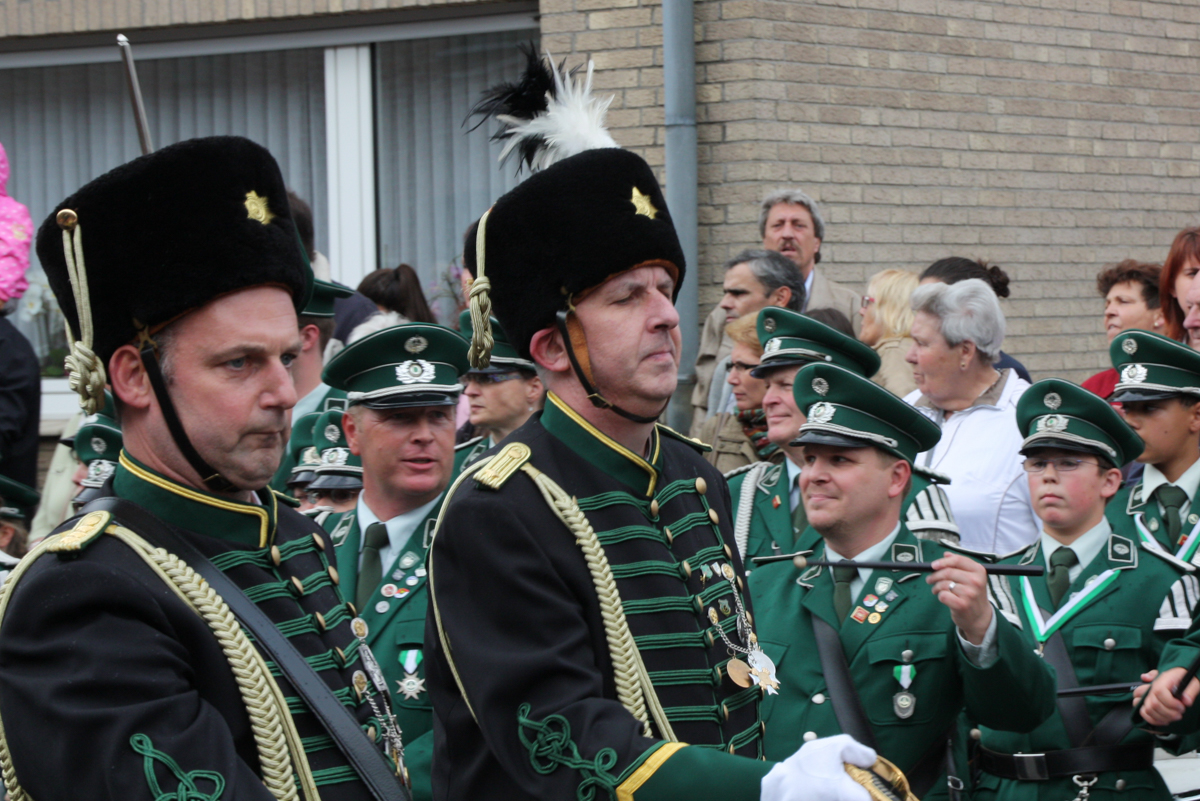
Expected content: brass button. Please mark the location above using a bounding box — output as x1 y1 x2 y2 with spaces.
727 743 736 754
314 612 327 632
760 720 766 735
693 596 704 614
56 208 78 230
708 508 719 525
705 630 715 647
312 532 326 550
696 477 707 495
328 566 340 586
270 545 282 566
335 647 346 666
723 544 732 559
745 611 753 626
663 527 673 544
366 725 377 742
681 560 692 579
291 576 305 596
737 576 745 592
346 602 357 616
649 499 660 517
721 703 730 720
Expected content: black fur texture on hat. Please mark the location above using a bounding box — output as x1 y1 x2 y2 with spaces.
465 148 685 361
37 136 310 364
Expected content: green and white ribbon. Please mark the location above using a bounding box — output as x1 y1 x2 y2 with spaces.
893 664 916 689
1020 570 1120 643
1135 512 1200 563
400 649 423 673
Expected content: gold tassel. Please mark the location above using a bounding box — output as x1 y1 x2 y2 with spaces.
56 209 107 415
467 207 495 369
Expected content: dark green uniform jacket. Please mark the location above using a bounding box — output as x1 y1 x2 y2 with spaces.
978 530 1199 801
0 452 390 801
1108 477 1200 563
322 502 439 801
749 524 1056 796
426 393 774 801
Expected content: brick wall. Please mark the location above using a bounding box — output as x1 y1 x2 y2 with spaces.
543 0 1200 382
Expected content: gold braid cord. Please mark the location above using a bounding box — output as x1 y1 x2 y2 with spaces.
467 207 495 370
428 458 677 742
0 527 319 801
56 214 107 415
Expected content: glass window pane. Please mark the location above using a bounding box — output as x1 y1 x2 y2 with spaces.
374 30 536 322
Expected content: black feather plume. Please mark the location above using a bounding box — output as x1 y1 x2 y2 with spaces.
468 44 557 171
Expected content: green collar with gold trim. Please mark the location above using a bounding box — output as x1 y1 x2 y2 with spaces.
540 392 664 497
113 451 279 548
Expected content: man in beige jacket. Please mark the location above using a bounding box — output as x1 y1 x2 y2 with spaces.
690 190 862 435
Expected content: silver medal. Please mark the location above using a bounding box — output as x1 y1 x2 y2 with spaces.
748 647 780 695
893 690 916 719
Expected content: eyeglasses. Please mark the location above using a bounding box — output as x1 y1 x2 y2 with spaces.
860 296 876 309
305 488 360 505
464 372 523 385
726 361 760 374
1022 457 1102 473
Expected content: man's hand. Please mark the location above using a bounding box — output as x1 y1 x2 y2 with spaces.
1135 667 1200 727
761 734 875 801
927 554 992 645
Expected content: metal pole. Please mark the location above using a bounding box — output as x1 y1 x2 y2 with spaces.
662 0 699 432
117 34 154 155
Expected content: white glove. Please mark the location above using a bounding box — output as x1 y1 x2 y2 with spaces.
760 734 877 801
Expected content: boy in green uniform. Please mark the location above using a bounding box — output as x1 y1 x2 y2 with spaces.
1105 330 1200 559
974 378 1198 801
727 307 957 566
319 322 471 801
750 362 1055 798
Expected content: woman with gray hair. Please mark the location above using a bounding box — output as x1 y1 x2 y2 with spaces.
904 278 1039 555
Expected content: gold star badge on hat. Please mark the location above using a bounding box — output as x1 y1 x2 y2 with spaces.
244 191 275 225
630 186 658 219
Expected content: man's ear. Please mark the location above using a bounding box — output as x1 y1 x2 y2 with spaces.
529 327 570 375
300 323 321 354
889 459 911 500
343 410 362 456
769 286 793 309
109 345 154 410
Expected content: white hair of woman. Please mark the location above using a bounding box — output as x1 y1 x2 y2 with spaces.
909 278 1005 362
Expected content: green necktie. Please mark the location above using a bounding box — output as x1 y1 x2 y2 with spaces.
1047 547 1078 609
1157 485 1189 546
833 560 857 625
358 522 390 611
791 474 807 545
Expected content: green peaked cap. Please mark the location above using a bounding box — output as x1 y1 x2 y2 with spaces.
1109 329 1200 403
792 362 939 463
307 407 363 491
0 474 40 522
457 310 537 373
752 307 881 378
286 411 324 486
302 279 355 318
74 413 123 489
323 323 469 409
1016 378 1142 467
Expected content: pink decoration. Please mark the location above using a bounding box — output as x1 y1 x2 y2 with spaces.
0 141 32 305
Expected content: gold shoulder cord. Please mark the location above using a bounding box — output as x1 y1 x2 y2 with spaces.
0 527 320 801
429 457 677 742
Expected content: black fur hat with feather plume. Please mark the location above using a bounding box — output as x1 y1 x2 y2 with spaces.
462 50 685 367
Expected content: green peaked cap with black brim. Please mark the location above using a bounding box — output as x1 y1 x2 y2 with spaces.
323 322 469 410
307 408 363 491
1109 329 1200 403
0 474 40 522
302 279 355 318
457 310 536 373
1016 378 1142 467
752 307 881 378
286 411 324 488
791 362 940 464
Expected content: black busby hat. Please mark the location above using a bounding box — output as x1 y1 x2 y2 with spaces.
37 136 311 413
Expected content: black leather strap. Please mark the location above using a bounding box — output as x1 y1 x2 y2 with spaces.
977 742 1154 781
554 310 664 424
83 496 411 801
811 615 878 750
139 342 237 494
904 725 954 799
1038 606 1093 748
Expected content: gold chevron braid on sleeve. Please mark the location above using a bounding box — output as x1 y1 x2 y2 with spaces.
0 525 319 801
518 463 676 743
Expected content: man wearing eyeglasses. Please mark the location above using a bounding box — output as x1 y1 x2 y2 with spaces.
973 378 1198 801
319 322 471 801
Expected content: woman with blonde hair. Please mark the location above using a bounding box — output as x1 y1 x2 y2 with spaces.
859 269 918 396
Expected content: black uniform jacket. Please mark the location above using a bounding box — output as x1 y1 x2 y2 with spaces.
0 451 389 801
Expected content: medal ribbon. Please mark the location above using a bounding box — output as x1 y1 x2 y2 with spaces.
400 649 423 673
1135 512 1200 563
1020 569 1119 643
893 664 915 689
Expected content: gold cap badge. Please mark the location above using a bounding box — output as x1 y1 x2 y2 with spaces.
244 191 275 225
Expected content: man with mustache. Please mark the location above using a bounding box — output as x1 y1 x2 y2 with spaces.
975 379 1198 801
319 322 471 801
0 137 407 800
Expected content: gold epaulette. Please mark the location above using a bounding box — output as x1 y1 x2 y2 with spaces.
47 510 113 558
474 442 532 490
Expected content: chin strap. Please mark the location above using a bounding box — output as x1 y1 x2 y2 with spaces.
554 310 666 425
138 334 238 494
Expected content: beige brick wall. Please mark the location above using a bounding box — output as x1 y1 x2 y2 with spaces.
542 0 1200 383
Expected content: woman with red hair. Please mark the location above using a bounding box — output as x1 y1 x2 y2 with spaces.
1160 227 1200 344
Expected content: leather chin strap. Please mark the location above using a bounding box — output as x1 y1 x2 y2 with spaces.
554 310 666 425
139 340 239 494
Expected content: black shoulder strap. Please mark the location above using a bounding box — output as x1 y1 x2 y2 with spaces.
1038 606 1101 749
83 497 411 801
811 615 877 750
